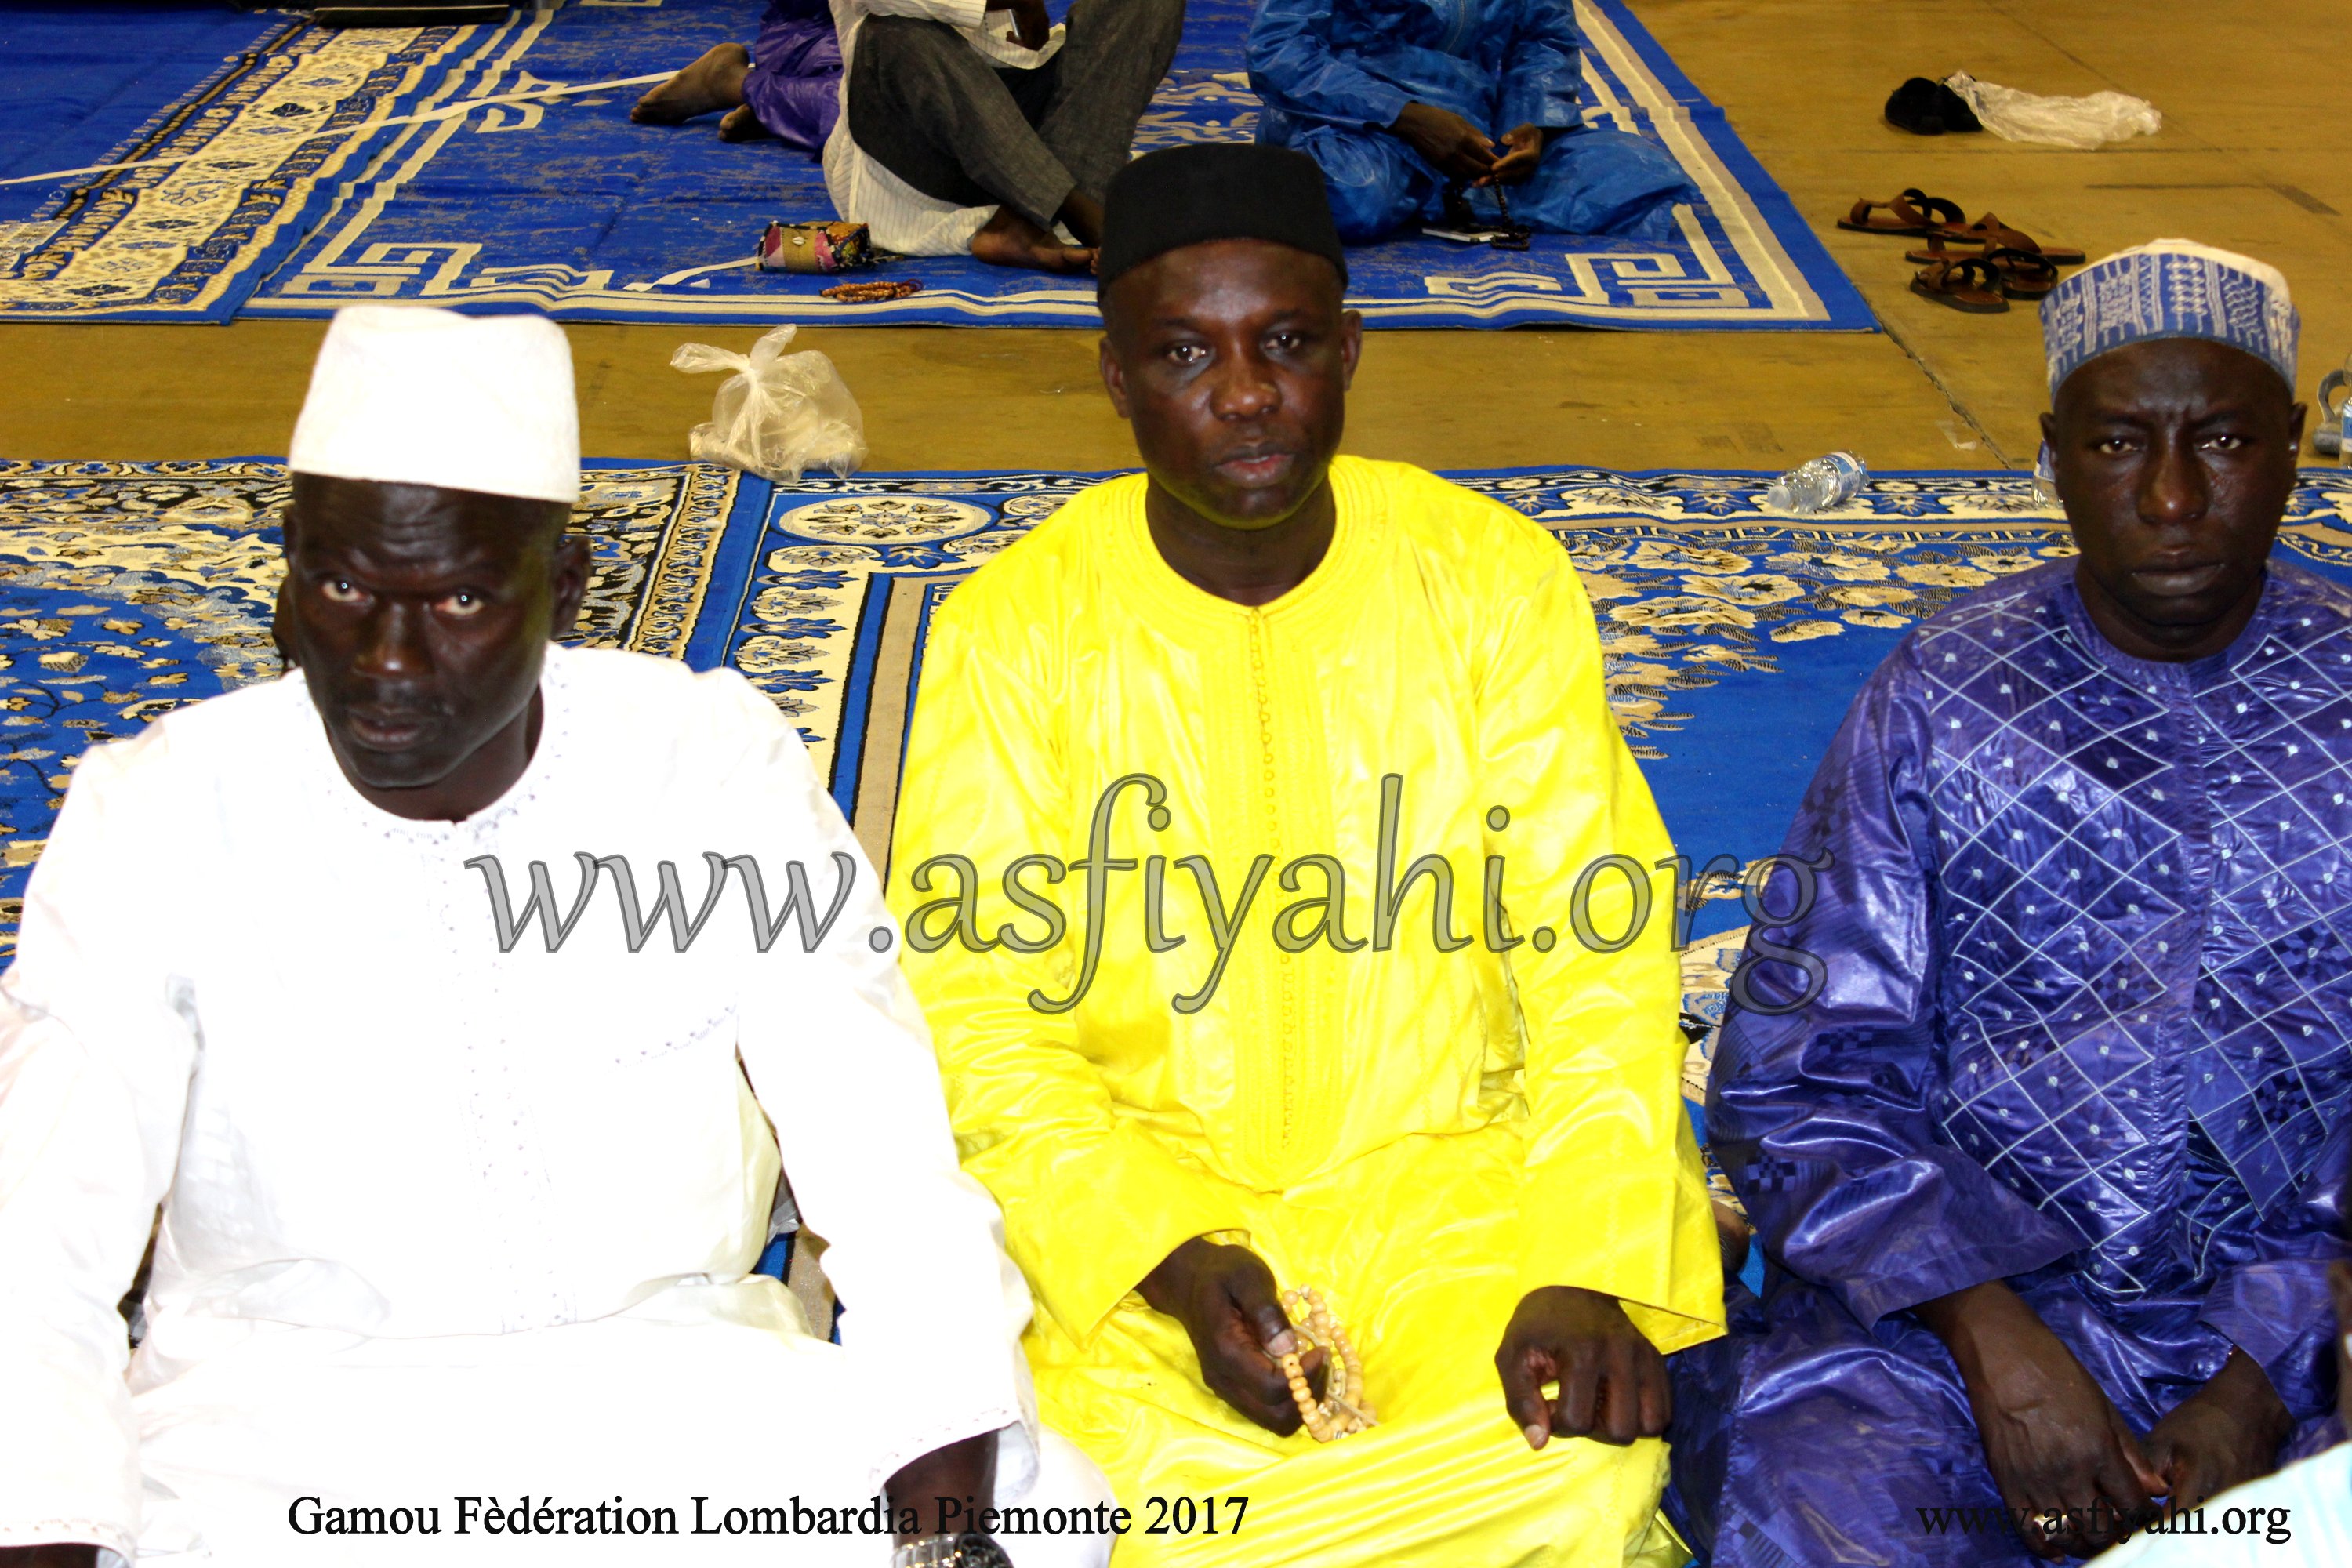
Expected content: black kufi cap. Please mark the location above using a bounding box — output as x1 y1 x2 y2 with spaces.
1098 143 1348 293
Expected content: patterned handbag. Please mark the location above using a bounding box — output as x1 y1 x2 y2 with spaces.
757 220 877 274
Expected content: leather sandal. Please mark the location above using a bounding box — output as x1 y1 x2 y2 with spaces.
1911 254 2009 312
1903 233 2009 263
1904 238 2063 299
1904 231 2064 264
1839 188 1965 236
1936 212 2085 265
1983 245 2060 300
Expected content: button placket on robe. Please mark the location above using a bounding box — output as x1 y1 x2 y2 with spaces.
1246 609 1302 1163
400 741 573 1334
434 820 535 1331
2114 659 2197 1294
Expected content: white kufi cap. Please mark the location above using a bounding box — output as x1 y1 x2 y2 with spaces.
289 304 579 505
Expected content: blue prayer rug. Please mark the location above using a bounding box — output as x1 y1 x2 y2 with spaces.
216 0 1870 330
6 461 2348 1189
0 5 508 324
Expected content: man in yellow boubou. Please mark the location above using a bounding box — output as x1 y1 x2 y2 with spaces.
888 142 1723 1568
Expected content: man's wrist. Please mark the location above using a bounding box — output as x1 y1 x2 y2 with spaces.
1912 1279 2020 1373
1138 1235 1215 1313
2203 1348 2294 1440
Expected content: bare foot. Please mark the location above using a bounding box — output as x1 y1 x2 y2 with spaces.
718 103 775 143
968 205 1095 273
631 42 750 125
1058 189 1105 248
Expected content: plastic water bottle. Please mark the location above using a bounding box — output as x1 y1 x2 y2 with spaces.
1763 452 1867 514
2032 441 2062 509
2338 362 2351 467
2316 361 2347 462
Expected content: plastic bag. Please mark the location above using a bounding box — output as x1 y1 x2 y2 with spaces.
1943 71 2161 151
670 325 868 481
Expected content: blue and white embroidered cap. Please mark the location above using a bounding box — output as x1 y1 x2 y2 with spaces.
2041 238 2298 395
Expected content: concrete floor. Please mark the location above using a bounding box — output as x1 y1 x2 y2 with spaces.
5 0 2345 473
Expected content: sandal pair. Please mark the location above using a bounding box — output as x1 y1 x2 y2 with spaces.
1910 243 2060 304
1909 248 2062 312
1842 191 2085 264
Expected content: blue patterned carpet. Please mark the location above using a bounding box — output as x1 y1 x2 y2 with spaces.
0 0 1867 328
0 5 506 323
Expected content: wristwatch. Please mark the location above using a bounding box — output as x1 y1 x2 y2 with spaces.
891 1533 1014 1568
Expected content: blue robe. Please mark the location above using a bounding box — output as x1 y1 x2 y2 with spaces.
1674 560 2352 1566
1245 0 1697 241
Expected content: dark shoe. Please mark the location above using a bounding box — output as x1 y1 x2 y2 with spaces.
1885 77 1983 136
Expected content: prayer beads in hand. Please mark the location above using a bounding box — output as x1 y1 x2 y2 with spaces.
1278 1287 1374 1443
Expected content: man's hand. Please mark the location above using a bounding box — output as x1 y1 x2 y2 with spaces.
1494 1285 1670 1448
1139 1237 1324 1435
1712 1198 1751 1282
0 1547 101 1566
1389 103 1497 183
1004 0 1051 51
1916 1281 2161 1559
1486 124 1549 186
2142 1349 2292 1513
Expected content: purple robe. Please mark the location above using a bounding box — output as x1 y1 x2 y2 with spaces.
743 0 842 155
1672 559 2352 1566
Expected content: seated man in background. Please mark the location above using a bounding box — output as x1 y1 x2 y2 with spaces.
1679 241 2349 1566
633 0 844 154
889 143 1723 1567
1247 0 1695 243
0 304 1107 1568
822 0 1181 272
